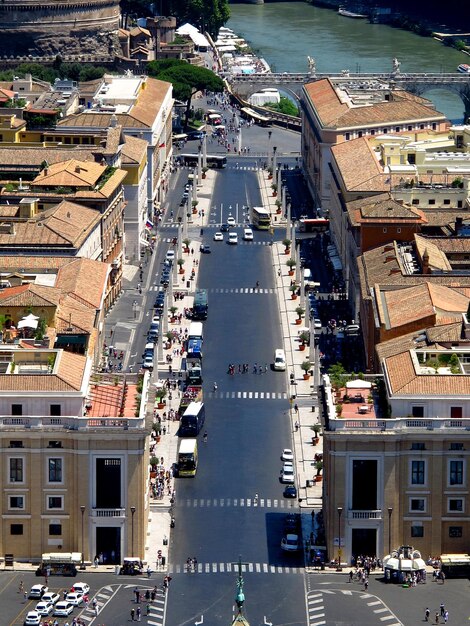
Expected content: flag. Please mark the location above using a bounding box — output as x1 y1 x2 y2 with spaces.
159 142 165 148
145 219 154 230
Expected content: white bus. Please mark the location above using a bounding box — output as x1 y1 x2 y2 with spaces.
177 439 198 476
188 321 203 341
251 206 271 230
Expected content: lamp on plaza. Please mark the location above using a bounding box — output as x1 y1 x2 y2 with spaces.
80 505 86 570
388 507 393 555
272 145 278 175
130 506 136 558
336 506 343 571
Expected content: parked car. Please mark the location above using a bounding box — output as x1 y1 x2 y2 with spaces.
281 448 293 461
284 513 300 533
280 467 295 483
29 585 48 599
24 611 41 626
65 592 84 607
165 250 175 263
53 602 74 617
41 592 60 605
71 582 90 595
35 602 53 617
283 484 298 498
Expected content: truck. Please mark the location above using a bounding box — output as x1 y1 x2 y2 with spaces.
179 401 205 437
192 289 208 320
187 338 203 365
181 357 202 387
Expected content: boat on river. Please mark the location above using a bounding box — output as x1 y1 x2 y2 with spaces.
457 63 470 74
338 7 367 18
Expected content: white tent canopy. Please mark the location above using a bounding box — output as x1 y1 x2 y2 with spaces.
346 379 372 389
18 313 39 329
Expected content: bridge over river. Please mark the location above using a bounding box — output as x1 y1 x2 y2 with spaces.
228 71 470 119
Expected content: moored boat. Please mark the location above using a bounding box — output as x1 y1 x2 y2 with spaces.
338 7 367 18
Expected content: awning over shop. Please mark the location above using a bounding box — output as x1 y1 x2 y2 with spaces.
55 334 87 346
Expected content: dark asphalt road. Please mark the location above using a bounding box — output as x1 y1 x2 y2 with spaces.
165 167 306 625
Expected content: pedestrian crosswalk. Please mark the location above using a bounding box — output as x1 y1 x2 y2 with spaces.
207 287 275 293
78 585 116 622
147 593 166 626
306 590 403 626
210 390 288 399
168 561 302 575
176 496 295 509
160 235 273 245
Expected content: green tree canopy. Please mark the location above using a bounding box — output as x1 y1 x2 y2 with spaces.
147 60 224 128
162 0 230 38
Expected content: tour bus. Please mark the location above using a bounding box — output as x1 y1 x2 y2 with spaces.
178 154 227 169
177 438 198 476
251 206 271 230
192 289 208 320
188 321 203 341
179 401 205 437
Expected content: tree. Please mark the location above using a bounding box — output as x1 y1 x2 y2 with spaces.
327 363 350 389
147 60 223 129
162 0 230 38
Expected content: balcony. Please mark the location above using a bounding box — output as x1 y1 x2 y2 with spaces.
91 508 126 518
348 509 382 520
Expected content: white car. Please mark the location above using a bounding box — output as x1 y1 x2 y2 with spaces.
227 215 236 226
165 250 175 262
35 601 53 616
243 228 253 241
29 585 48 599
142 354 154 369
282 462 294 474
281 533 300 552
24 611 41 626
281 448 293 462
42 592 60 605
53 601 74 617
313 318 322 330
65 592 84 607
213 232 223 241
71 582 90 595
228 232 238 245
280 467 295 483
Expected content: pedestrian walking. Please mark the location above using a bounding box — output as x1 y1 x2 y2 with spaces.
440 603 445 617
130 608 135 621
435 611 440 624
444 611 448 623
294 421 299 432
294 403 299 414
425 608 430 622
136 607 141 621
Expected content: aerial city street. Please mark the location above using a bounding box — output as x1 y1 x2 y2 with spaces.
0 0 469 625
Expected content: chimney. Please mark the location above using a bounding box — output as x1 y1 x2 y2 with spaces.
456 216 463 233
75 165 81 173
422 248 430 274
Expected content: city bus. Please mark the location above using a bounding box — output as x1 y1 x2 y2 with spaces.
192 289 208 320
178 154 227 169
179 401 205 437
188 321 203 341
298 218 329 233
251 206 271 230
177 438 198 476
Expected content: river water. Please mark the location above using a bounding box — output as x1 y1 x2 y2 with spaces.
227 2 467 121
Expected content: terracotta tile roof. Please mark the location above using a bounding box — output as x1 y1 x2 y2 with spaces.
427 282 470 314
56 257 108 309
376 327 437 362
130 26 151 38
121 135 148 165
0 283 61 307
0 206 19 218
415 235 452 271
58 112 148 129
0 146 97 167
432 238 470 254
382 283 435 329
33 159 106 188
55 295 96 334
0 256 72 272
303 78 444 130
384 350 470 396
0 200 100 248
129 77 171 128
87 381 138 418
421 210 469 228
331 137 390 192
426 321 463 342
347 193 425 225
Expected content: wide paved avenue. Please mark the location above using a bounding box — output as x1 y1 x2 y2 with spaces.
165 166 307 625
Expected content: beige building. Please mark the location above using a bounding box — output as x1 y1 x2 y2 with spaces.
0 345 150 564
323 314 470 564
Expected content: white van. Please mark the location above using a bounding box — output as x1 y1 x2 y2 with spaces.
243 228 253 241
274 349 286 371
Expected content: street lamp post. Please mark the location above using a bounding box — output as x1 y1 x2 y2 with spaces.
336 506 343 571
273 145 278 176
388 507 393 555
131 506 136 558
80 505 86 570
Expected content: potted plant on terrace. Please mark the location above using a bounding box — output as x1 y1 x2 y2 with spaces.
286 258 296 276
183 238 191 253
271 183 278 197
283 238 291 254
156 386 167 410
289 284 298 300
169 306 178 323
315 459 323 481
177 258 185 274
202 166 208 179
311 423 321 445
275 199 282 214
191 200 198 214
301 359 312 380
299 330 309 352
